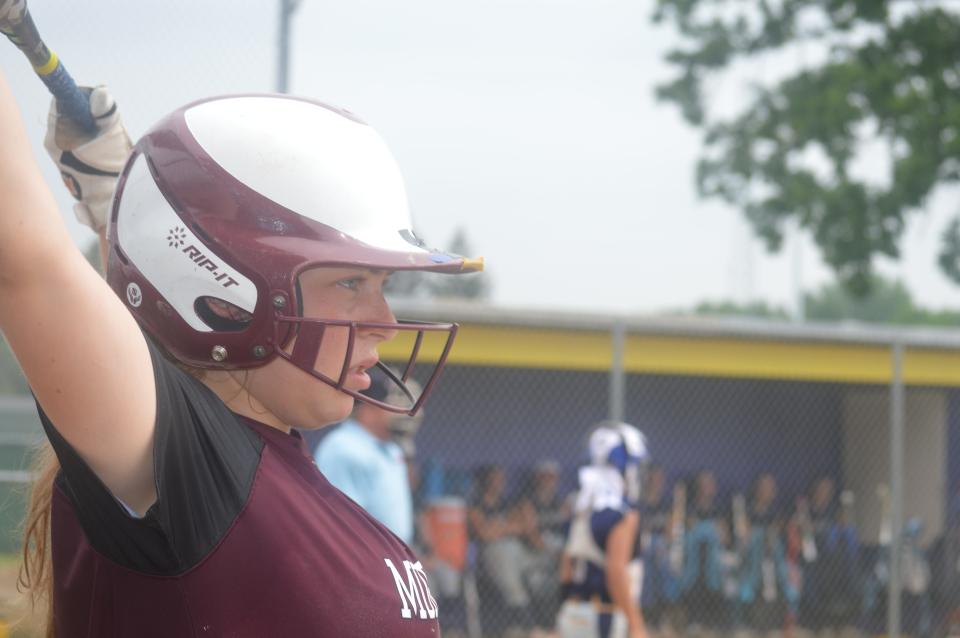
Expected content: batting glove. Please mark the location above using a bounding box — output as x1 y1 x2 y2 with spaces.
43 86 132 232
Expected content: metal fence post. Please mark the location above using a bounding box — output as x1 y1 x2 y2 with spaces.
888 340 905 638
276 0 302 93
609 321 626 422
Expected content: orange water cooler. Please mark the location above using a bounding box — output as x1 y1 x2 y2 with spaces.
423 497 468 571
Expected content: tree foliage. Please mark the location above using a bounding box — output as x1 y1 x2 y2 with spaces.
804 275 960 325
693 300 789 319
654 1 960 294
692 275 960 326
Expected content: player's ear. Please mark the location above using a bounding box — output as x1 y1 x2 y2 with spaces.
195 297 253 332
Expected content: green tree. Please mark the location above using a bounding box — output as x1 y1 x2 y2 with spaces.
804 275 960 326
804 275 914 323
653 1 960 295
692 300 789 319
691 275 960 326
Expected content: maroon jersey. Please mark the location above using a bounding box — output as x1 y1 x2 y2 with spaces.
39 340 440 637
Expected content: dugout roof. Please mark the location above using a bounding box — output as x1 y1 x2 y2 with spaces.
383 301 960 386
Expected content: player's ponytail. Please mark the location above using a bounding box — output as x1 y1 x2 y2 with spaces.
19 441 58 638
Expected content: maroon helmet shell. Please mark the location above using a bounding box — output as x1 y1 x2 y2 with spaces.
107 94 481 413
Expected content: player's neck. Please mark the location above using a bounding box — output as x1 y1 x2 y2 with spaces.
202 373 290 433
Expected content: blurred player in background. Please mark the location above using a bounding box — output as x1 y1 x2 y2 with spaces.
315 373 415 543
735 473 797 638
2 68 481 636
639 464 681 638
930 495 960 637
468 463 540 636
796 477 862 638
557 421 651 638
680 469 731 637
516 460 571 633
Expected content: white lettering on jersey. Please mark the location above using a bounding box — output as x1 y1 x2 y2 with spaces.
384 558 439 620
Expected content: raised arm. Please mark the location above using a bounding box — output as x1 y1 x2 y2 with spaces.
0 69 157 513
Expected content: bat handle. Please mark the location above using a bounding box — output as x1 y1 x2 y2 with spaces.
36 52 96 133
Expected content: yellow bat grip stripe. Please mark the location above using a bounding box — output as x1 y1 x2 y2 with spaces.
33 50 59 76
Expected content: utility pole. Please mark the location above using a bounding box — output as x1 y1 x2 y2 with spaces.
277 0 303 93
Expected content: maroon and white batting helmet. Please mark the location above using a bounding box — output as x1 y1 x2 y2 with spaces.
106 94 481 414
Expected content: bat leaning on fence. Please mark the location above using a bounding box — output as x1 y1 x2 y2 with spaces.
795 496 817 562
668 481 686 576
876 484 891 547
732 492 749 547
0 0 95 132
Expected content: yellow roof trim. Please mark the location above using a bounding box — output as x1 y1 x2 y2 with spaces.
378 323 960 386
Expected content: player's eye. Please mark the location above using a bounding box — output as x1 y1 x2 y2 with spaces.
336 277 363 291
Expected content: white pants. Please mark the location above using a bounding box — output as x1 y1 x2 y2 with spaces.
556 600 627 638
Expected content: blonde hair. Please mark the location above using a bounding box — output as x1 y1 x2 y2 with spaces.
19 442 58 638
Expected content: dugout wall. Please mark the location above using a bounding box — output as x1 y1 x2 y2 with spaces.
384 302 960 547
2 306 960 552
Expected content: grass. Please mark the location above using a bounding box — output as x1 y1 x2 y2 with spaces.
0 553 41 638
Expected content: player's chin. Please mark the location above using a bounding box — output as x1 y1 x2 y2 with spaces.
301 390 355 430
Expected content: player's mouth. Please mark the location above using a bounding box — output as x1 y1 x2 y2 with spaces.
345 356 379 390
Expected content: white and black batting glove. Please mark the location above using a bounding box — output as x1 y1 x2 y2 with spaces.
43 86 132 232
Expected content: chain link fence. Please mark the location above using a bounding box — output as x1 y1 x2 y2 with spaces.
2 314 960 638
0 399 43 557
0 4 953 637
358 306 960 638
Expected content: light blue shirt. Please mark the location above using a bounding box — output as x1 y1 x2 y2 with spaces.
315 419 413 543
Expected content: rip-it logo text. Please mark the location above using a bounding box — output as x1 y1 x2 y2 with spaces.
167 226 239 289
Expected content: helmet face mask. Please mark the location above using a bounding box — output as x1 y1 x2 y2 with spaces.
272 314 457 415
107 94 480 415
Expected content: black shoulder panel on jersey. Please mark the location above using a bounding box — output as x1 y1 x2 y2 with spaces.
39 335 263 575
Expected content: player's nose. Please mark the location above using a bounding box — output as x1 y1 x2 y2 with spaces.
364 293 398 342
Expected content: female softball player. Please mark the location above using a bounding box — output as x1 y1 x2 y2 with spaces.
0 67 481 637
557 421 651 638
